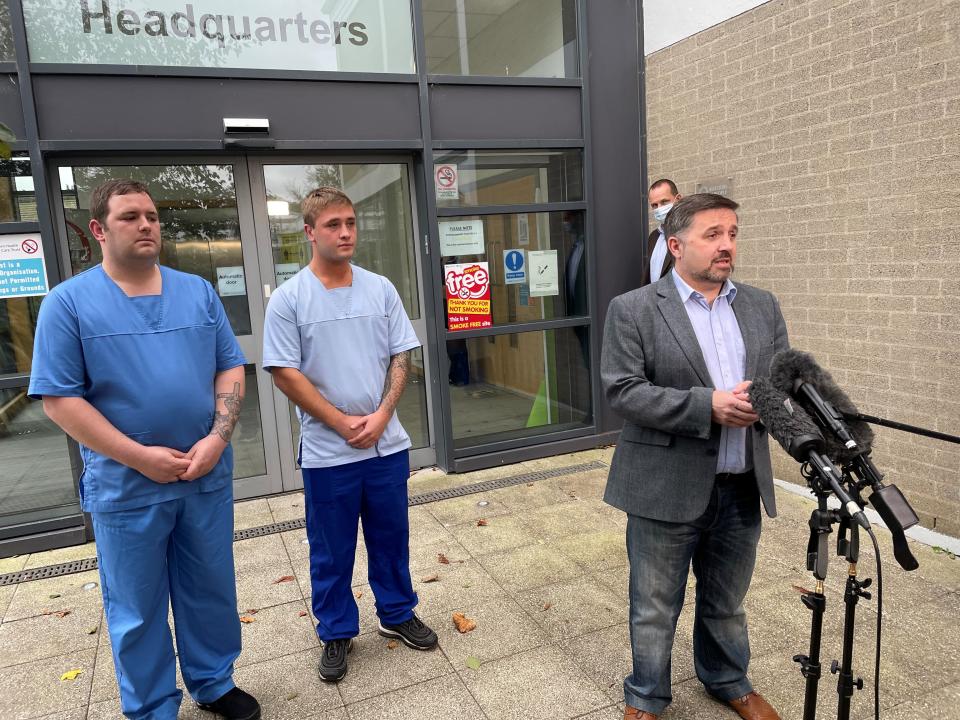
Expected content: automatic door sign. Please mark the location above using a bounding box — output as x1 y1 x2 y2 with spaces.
435 163 459 201
503 249 526 285
0 234 49 299
444 262 492 332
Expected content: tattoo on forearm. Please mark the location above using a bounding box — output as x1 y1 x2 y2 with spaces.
211 382 242 443
380 351 410 414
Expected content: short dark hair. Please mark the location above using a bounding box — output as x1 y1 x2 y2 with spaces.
90 179 153 225
662 193 739 241
649 178 679 195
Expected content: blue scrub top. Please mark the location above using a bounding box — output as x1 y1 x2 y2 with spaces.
28 265 246 513
262 265 421 469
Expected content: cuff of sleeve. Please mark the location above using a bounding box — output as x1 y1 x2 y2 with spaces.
262 360 301 372
390 340 422 355
691 386 715 439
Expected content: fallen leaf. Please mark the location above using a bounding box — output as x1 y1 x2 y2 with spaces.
354 591 363 599
568 491 578 498
452 611 477 633
244 608 259 615
239 616 256 624
285 692 299 701
421 573 440 583
86 626 99 635
298 611 309 617
542 602 553 611
60 669 83 681
476 518 488 527
273 575 295 584
526 482 534 487
791 584 814 595
43 609 71 618
48 594 61 599
465 656 481 670
386 640 399 650
437 553 450 565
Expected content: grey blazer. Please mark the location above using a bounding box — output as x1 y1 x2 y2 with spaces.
601 273 789 523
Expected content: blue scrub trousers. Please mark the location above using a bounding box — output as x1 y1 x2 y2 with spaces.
92 484 240 720
302 449 418 641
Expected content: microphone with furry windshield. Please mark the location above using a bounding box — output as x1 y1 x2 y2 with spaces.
749 376 870 530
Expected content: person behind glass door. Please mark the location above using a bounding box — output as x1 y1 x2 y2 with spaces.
28 179 260 720
262 186 438 684
602 194 787 720
642 178 682 285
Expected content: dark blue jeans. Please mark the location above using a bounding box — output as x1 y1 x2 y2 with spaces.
302 450 418 641
624 473 761 715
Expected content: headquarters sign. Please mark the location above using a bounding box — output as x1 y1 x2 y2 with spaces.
22 0 416 73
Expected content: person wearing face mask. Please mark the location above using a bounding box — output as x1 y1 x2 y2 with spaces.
642 178 682 285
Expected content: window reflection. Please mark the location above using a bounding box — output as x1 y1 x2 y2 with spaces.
0 0 13 62
433 149 583 208
424 0 579 78
0 386 78 530
1 156 37 223
59 164 253 336
449 327 591 449
233 364 267 480
263 163 421 320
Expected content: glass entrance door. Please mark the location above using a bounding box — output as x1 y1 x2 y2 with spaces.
247 158 435 489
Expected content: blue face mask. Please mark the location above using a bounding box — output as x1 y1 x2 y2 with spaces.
653 202 674 225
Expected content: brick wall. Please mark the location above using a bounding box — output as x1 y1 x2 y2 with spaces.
645 0 960 535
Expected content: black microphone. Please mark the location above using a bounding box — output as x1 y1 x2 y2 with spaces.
750 377 871 530
769 349 874 463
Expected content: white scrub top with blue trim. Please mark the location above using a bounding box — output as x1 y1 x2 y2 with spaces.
28 265 246 513
262 264 421 469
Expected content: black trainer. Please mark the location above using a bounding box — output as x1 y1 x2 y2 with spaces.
319 637 353 682
378 614 438 650
197 687 261 720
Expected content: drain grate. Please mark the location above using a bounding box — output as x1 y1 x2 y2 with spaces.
0 460 606 586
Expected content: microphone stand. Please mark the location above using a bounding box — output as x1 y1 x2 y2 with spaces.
794 461 871 720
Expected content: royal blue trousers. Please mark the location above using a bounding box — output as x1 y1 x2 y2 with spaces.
92 484 240 720
302 449 418 641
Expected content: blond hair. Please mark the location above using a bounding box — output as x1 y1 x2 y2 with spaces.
302 186 353 226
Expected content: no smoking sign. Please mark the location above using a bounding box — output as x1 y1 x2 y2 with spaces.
21 238 39 254
435 163 459 201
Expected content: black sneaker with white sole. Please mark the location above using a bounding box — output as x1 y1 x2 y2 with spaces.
378 614 438 650
197 687 261 720
319 637 353 682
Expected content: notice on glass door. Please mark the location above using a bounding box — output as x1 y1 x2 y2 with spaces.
439 219 485 257
528 249 559 297
444 262 492 332
0 234 49 299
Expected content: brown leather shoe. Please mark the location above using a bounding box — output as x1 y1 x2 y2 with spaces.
624 705 659 720
727 691 781 720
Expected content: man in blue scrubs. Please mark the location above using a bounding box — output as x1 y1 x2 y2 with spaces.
262 186 437 683
29 179 261 720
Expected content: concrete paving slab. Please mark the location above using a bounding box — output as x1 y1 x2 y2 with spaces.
22 542 97 570
552 529 629 572
407 505 459 547
558 622 633 704
4 570 102 622
234 600 318 668
573 705 623 720
425 595 547 667
0 553 28 575
266 493 307 523
407 536 473 573
233 534 302 612
0 583 16 618
447 513 542 557
303 709 349 720
32 709 86 720
426 492 513 526
520 499 621 542
346 673 486 720
515 574 627 641
478 540 587 593
233 498 274 532
460 644 610 720
488 480 577 511
0 602 101 669
334 631 453 705
409 558 508 618
0 649 95 720
231 647 343 719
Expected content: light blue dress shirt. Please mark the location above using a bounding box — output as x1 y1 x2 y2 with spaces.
671 270 751 473
649 229 669 282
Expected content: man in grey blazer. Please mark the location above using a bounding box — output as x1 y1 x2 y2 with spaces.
602 194 787 720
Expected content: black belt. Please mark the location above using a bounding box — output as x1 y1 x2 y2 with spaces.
715 470 754 483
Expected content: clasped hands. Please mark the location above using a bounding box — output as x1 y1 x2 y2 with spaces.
711 380 759 428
